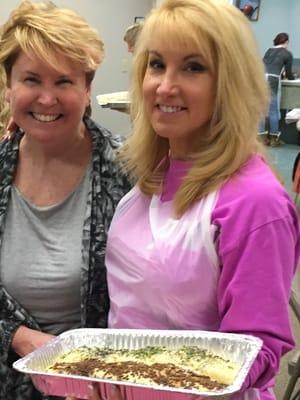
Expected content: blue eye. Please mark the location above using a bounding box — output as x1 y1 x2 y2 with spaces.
24 76 39 84
149 59 165 70
185 62 207 73
57 78 72 85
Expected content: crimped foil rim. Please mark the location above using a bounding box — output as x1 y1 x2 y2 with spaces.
13 328 262 397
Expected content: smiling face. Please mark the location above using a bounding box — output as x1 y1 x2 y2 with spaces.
5 51 91 144
142 36 216 159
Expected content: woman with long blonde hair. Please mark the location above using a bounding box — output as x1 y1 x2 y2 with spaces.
90 1 299 400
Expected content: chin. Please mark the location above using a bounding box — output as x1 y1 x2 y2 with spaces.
152 125 171 139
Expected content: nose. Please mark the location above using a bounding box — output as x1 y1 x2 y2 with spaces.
37 87 58 106
156 70 179 96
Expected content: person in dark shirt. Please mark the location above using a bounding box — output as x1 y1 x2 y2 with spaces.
259 32 294 146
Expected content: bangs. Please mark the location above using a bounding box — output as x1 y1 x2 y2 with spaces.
16 28 85 75
16 28 62 70
143 9 216 74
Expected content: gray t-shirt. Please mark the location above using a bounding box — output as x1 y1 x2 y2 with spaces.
0 162 91 335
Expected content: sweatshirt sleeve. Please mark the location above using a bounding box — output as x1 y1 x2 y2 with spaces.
284 51 294 80
217 216 299 389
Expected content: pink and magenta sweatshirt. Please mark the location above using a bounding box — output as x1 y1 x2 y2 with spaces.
106 154 300 400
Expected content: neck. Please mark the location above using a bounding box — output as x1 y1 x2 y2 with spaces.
169 142 193 160
20 123 89 164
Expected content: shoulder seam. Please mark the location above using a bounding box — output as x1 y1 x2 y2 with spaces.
219 215 294 256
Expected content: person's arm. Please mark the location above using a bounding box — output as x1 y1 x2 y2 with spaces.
11 325 54 357
218 217 298 389
284 52 294 80
0 284 53 365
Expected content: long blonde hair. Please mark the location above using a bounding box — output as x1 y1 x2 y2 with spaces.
0 0 104 135
120 0 269 217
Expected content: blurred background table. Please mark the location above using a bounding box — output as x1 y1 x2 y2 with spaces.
97 91 130 113
281 79 300 110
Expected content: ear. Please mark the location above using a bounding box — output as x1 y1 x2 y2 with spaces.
5 88 11 103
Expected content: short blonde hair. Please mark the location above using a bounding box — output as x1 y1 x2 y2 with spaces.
121 0 269 216
123 23 143 48
0 68 9 135
0 0 104 133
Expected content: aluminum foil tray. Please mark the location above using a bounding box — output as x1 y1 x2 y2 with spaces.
13 328 262 399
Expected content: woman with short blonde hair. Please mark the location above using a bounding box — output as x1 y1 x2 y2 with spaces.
0 2 129 400
0 0 104 134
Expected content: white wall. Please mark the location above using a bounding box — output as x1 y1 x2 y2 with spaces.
3 1 299 135
249 0 300 58
0 0 153 136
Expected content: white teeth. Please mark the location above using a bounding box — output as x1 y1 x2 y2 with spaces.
32 113 60 122
159 105 182 113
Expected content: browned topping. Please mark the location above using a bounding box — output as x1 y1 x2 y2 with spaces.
51 359 226 391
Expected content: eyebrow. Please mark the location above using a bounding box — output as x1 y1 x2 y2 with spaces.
23 70 71 79
23 71 40 76
148 50 204 61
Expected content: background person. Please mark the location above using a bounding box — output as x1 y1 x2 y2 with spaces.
91 1 299 400
0 1 130 399
97 23 143 116
259 32 294 146
123 22 143 53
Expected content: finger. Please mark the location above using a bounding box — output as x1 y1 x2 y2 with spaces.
87 383 102 400
7 118 17 132
1 130 11 141
3 117 19 140
108 385 123 400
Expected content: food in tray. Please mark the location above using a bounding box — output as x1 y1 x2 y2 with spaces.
47 345 240 391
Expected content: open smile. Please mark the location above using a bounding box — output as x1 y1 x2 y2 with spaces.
157 104 187 113
30 112 63 122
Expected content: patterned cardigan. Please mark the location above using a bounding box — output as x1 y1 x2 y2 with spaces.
0 118 131 400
